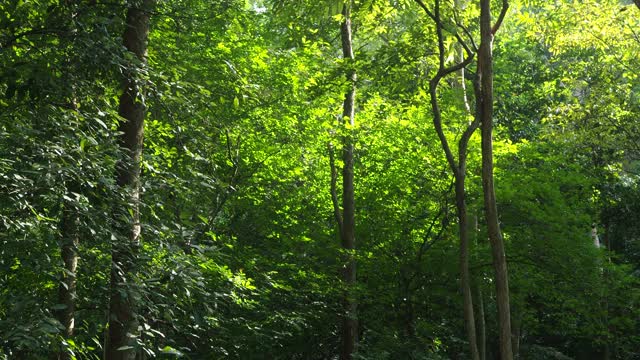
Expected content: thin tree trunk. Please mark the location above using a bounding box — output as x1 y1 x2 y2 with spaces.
339 2 357 359
56 196 79 360
105 1 153 359
477 1 512 359
512 312 521 359
472 215 487 360
602 234 611 360
456 176 481 360
56 97 79 360
56 4 80 356
475 284 487 360
418 0 479 357
454 0 471 114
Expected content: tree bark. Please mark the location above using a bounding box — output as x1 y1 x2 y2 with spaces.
56 4 80 356
454 0 471 114
455 174 480 360
419 1 480 358
339 1 357 358
472 215 488 360
512 312 522 359
475 283 487 360
56 196 79 360
477 1 513 359
105 1 153 359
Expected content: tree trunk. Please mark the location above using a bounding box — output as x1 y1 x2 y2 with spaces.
339 1 357 358
477 1 513 359
456 174 481 360
475 284 487 360
56 4 80 355
454 0 471 114
512 312 522 359
56 196 79 360
105 1 153 359
471 214 487 360
422 1 479 356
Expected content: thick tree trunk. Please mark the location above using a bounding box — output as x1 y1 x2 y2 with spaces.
478 1 513 359
339 2 357 359
105 1 153 359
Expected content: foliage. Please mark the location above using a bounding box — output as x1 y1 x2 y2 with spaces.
1 0 639 359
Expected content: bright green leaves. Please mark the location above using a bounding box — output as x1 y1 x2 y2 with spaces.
2 0 640 359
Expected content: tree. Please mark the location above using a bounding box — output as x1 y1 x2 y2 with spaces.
334 1 358 358
477 0 512 359
105 1 155 358
54 3 81 359
2 0 640 358
413 0 480 358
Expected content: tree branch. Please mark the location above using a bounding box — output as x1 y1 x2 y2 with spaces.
458 116 481 169
491 0 509 35
1 28 67 48
409 181 454 285
458 24 478 52
413 0 436 21
428 0 476 175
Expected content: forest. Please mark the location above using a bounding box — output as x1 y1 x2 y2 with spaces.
1 0 639 359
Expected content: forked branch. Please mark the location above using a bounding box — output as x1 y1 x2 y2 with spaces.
425 0 476 175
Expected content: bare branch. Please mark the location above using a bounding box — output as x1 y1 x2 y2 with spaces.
409 181 455 285
426 0 477 176
458 23 478 52
429 80 458 175
439 50 475 79
454 31 474 58
1 28 67 49
416 201 450 262
413 0 436 21
458 117 481 169
491 0 509 35
435 0 446 70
